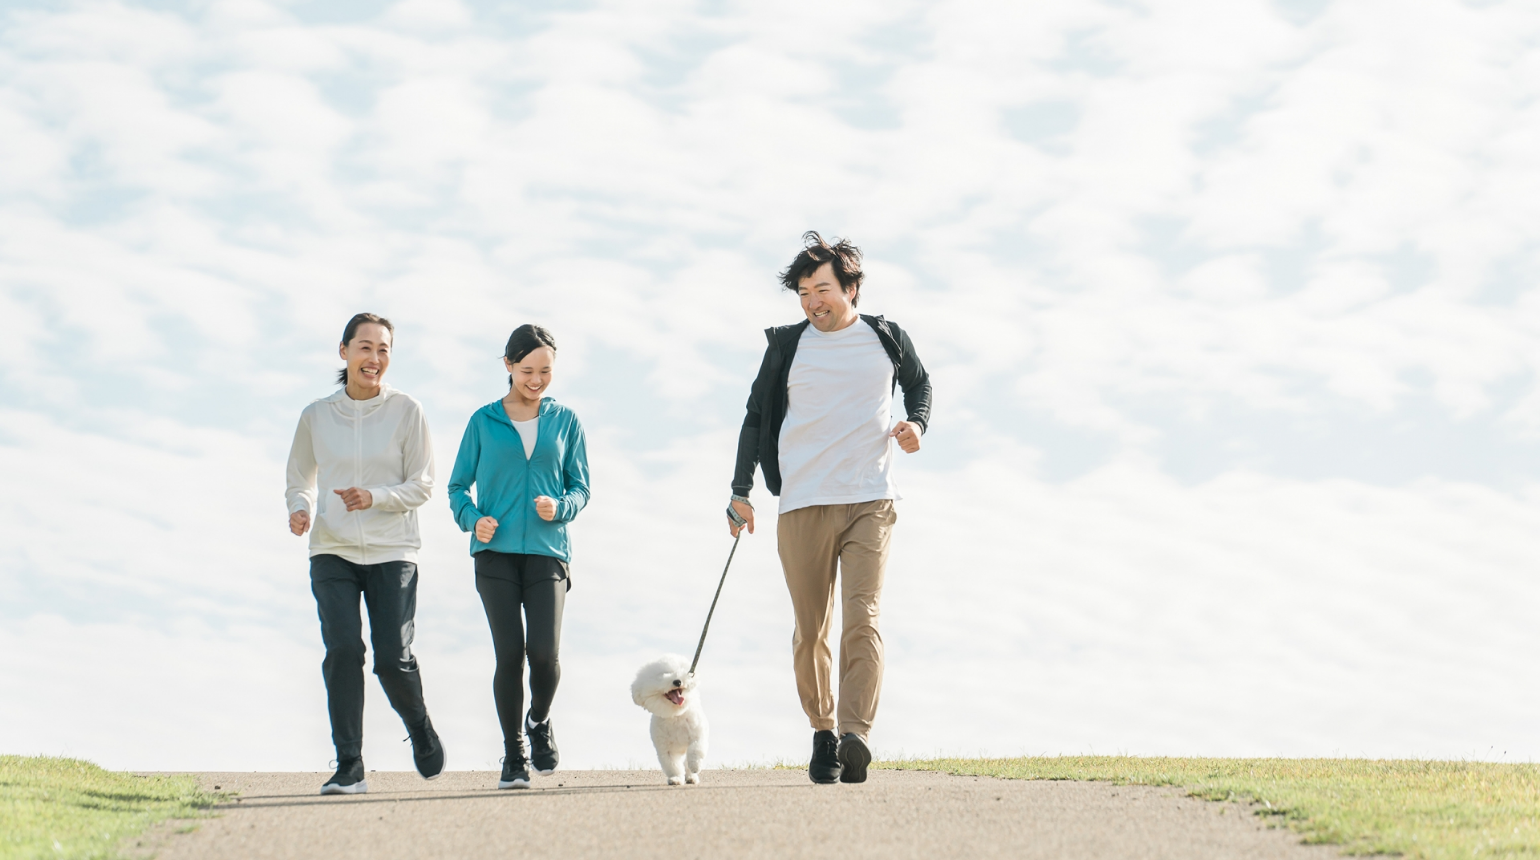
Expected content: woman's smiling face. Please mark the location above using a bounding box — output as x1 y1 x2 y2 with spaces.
339 322 391 395
505 346 555 402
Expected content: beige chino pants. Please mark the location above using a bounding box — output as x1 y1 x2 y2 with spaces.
777 499 896 740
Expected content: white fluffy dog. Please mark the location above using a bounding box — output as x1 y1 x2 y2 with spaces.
631 654 709 785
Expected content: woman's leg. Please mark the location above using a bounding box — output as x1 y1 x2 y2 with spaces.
309 554 367 761
475 553 528 746
361 561 428 730
522 575 566 723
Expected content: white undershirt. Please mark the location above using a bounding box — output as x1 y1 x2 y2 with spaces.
777 320 900 514
512 417 538 460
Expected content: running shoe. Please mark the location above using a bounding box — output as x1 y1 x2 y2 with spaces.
499 736 531 790
527 712 559 775
407 715 446 780
320 757 367 795
838 733 871 784
809 730 841 784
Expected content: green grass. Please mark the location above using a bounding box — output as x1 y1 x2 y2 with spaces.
0 756 220 860
877 756 1540 859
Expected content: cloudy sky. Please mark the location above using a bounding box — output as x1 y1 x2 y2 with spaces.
3 0 1539 773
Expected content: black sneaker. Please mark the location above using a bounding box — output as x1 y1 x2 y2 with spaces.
809 730 841 784
838 733 871 784
407 715 446 780
527 712 558 775
320 757 367 795
499 736 531 790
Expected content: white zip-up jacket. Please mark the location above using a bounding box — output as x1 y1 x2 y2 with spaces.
285 384 435 565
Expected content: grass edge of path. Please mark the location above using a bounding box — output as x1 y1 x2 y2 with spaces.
874 756 1540 859
1 755 222 860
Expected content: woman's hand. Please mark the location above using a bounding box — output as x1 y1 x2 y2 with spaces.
475 516 499 543
534 496 557 522
728 499 755 537
890 421 922 454
334 487 374 511
289 510 310 536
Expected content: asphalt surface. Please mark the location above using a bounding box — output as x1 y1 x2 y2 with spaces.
146 768 1341 859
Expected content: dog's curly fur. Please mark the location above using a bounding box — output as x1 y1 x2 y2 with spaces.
631 655 708 785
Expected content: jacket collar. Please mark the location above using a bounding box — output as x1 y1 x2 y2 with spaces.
325 383 394 413
770 319 809 352
770 314 890 351
480 396 556 426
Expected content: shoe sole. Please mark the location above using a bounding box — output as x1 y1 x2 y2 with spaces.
497 777 531 790
320 780 368 796
838 737 870 784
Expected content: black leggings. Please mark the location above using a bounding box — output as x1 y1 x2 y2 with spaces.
474 551 568 745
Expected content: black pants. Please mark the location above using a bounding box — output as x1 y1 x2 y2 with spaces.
310 554 429 761
474 551 567 746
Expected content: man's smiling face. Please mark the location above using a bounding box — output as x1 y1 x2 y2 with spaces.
798 262 859 332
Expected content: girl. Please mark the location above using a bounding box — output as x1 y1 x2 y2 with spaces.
448 324 590 789
284 312 444 795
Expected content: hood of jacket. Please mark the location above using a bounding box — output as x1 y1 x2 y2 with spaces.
322 382 399 418
473 396 558 427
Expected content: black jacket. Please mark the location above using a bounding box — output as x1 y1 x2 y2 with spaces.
732 314 932 497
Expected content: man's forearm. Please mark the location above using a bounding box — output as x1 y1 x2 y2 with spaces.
731 420 759 495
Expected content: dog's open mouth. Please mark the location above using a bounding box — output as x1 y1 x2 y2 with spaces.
665 689 684 706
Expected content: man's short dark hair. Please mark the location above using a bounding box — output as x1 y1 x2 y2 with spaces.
779 231 864 307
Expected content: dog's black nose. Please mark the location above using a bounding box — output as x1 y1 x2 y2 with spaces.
673 679 682 687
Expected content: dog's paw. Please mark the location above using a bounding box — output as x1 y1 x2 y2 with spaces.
685 772 700 785
666 776 684 786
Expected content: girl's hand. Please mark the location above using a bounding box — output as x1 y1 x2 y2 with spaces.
534 496 557 522
290 510 310 536
475 516 499 542
334 487 374 511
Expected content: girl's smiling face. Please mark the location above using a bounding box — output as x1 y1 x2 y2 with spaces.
505 346 554 403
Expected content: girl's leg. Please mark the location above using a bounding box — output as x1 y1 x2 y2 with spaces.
474 554 528 747
522 576 566 722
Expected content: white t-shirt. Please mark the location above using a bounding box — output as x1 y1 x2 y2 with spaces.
512 416 539 460
777 320 901 514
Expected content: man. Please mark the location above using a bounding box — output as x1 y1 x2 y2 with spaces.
728 231 932 784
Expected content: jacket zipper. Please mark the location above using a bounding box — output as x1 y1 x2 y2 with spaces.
355 403 367 564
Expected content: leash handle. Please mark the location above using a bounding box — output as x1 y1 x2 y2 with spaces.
689 533 741 676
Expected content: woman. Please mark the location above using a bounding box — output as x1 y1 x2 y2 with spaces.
448 324 590 789
284 312 445 796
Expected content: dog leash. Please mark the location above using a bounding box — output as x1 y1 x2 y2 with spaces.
689 531 742 676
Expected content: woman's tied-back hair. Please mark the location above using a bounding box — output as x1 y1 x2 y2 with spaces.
778 231 865 307
337 312 395 386
504 324 558 386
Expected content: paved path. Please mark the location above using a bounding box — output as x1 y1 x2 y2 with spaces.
149 768 1341 859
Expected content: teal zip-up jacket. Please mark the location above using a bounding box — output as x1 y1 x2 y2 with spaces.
447 398 590 561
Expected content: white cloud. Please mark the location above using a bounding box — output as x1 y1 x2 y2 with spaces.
3 0 1539 771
